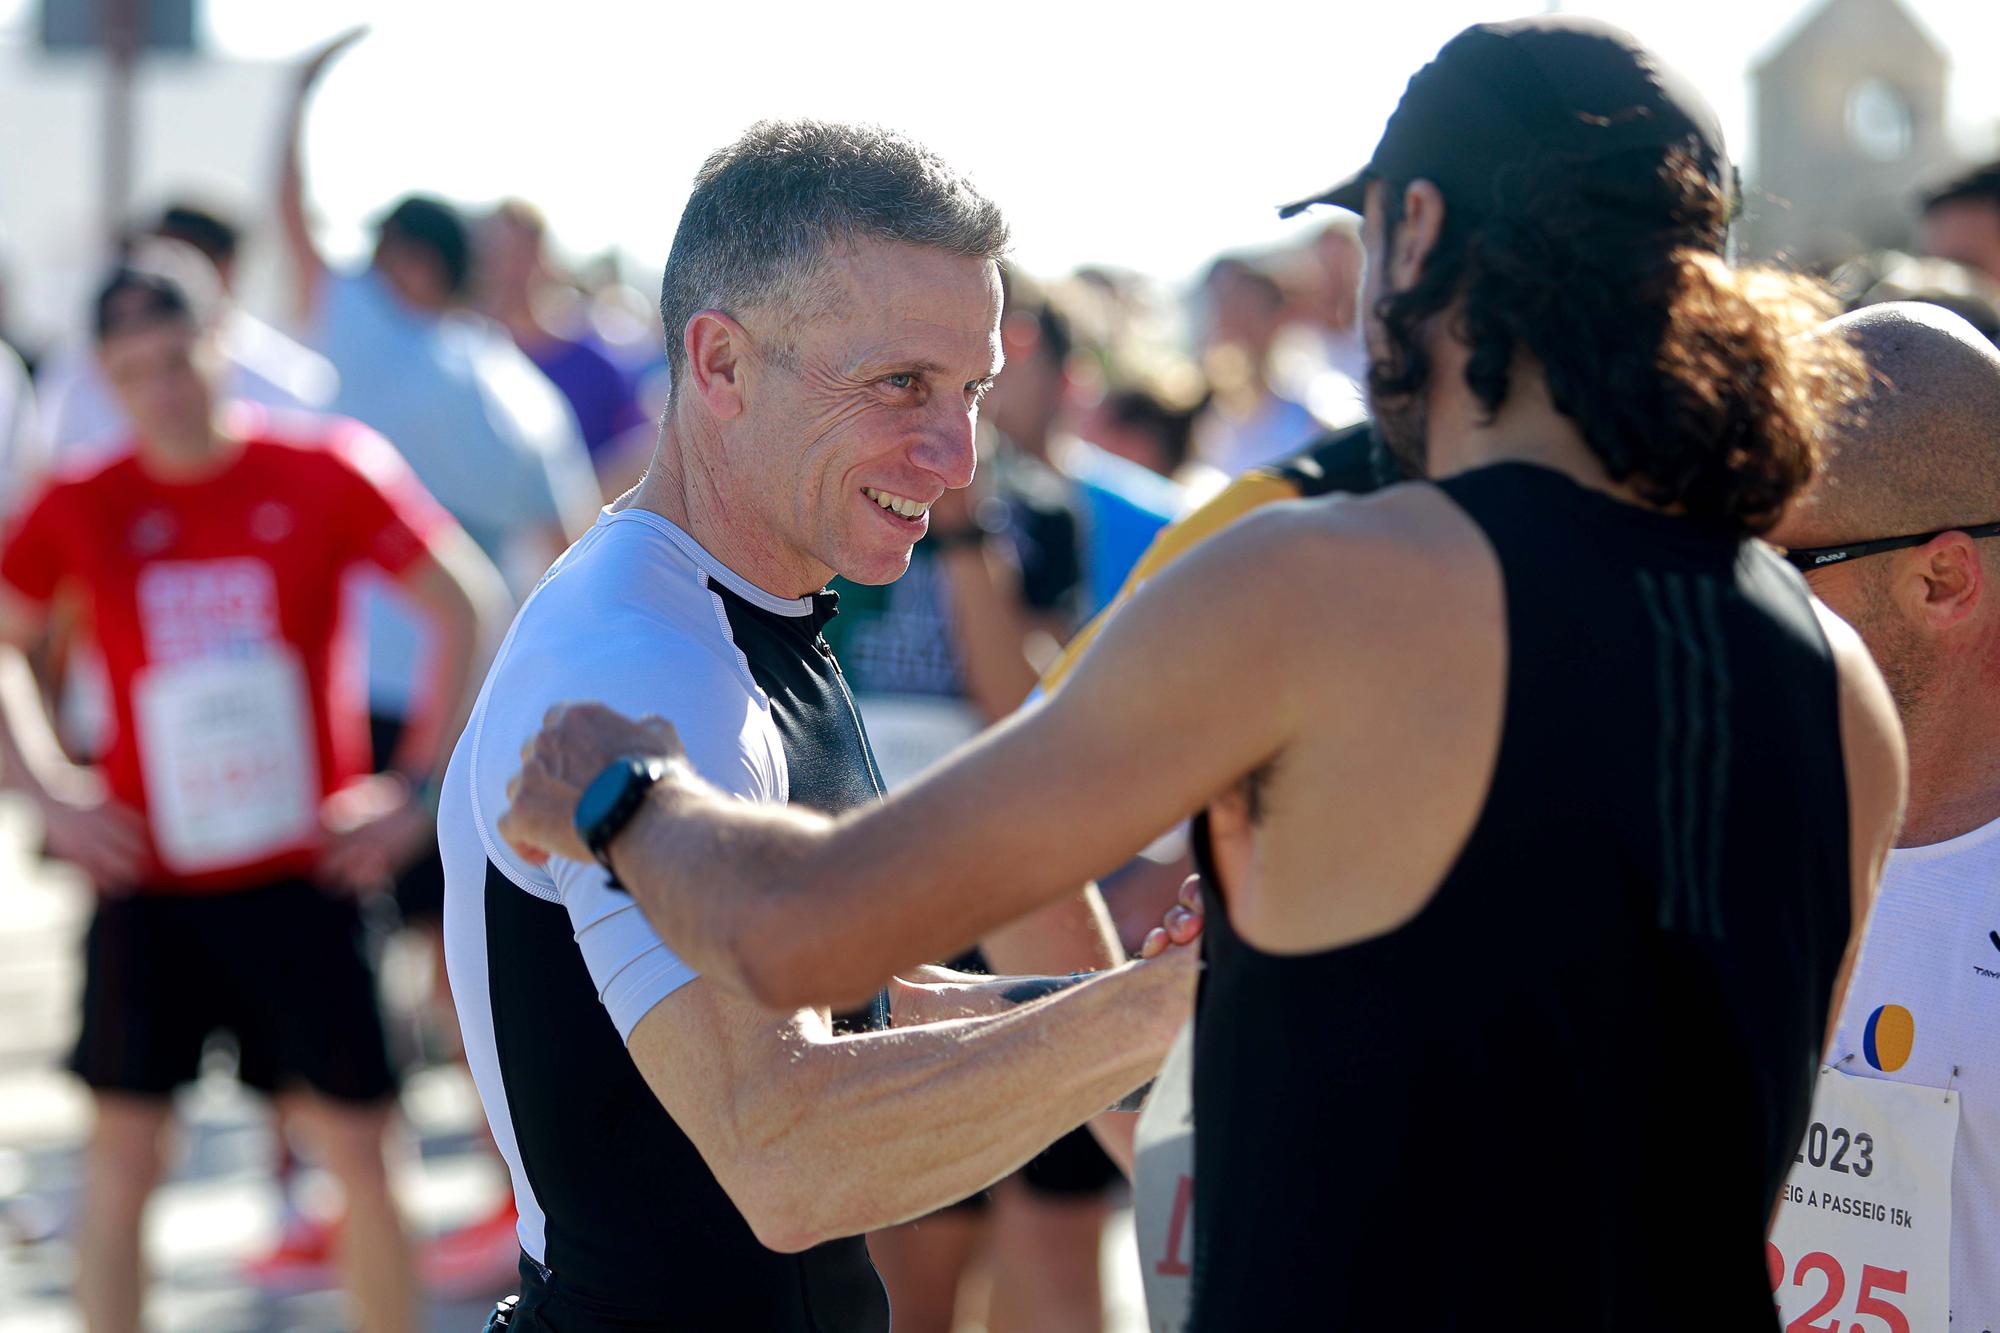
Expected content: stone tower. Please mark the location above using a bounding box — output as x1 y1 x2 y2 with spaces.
1747 0 1954 264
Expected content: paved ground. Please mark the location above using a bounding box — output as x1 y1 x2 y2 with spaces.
0 797 1147 1332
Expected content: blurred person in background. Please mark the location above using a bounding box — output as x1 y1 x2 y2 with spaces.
1083 375 1211 488
29 208 347 1286
36 202 338 466
1770 302 2000 1331
0 245 506 1333
1921 161 2000 286
280 34 597 588
985 272 1183 625
1189 255 1321 476
478 200 647 493
1266 221 1371 429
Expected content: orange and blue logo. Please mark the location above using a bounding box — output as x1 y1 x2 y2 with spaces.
1862 1004 1915 1072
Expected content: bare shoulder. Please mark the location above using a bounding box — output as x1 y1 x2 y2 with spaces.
1166 478 1494 605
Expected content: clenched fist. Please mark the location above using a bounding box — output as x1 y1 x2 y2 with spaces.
499 703 686 867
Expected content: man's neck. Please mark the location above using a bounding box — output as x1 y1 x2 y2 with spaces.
1421 347 1645 506
136 415 238 483
625 413 829 600
1898 686 2000 847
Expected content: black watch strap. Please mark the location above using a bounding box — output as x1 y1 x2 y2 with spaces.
575 755 667 879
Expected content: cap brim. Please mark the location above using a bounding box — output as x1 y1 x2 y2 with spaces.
1278 170 1370 220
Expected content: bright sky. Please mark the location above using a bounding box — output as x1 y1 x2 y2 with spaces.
9 0 2000 286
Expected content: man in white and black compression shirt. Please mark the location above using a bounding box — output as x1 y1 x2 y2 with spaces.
438 121 1196 1331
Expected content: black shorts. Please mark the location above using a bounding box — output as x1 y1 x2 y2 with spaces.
370 710 447 924
70 879 398 1103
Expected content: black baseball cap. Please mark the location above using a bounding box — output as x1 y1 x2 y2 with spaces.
1280 16 1729 224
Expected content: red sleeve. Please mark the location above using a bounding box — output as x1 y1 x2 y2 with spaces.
321 421 458 576
0 483 72 604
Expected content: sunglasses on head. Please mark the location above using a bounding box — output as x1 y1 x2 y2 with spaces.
1780 521 2000 573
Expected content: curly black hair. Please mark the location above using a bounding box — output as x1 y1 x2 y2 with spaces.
1370 148 1867 536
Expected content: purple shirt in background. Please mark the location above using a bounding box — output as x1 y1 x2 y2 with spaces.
528 335 645 456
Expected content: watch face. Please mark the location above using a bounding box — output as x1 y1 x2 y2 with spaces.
576 757 645 849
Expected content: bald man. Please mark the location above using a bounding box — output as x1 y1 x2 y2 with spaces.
1772 301 2000 1330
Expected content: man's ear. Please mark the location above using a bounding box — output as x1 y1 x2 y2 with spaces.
1389 180 1447 293
683 310 749 421
1899 531 1983 630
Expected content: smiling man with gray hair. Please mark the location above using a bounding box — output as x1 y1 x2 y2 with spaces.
437 119 1195 1332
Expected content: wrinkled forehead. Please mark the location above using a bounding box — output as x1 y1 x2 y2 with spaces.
807 239 1004 373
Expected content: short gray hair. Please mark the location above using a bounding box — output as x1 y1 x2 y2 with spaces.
658 119 1010 398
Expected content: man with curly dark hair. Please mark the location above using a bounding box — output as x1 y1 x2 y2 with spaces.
502 17 1908 1326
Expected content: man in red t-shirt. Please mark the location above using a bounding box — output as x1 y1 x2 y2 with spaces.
0 245 508 1333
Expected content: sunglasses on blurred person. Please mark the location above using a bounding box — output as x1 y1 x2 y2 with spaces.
1780 521 2000 572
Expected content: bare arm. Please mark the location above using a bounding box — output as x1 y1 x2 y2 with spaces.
277 29 366 325
501 505 1323 1008
0 586 148 888
0 586 62 801
629 946 1193 1253
385 532 510 785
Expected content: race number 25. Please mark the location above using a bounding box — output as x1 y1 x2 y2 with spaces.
1767 1244 1908 1333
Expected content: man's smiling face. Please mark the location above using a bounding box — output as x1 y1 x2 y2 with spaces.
733 238 1003 588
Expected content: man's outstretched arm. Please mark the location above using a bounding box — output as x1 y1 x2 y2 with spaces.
629 939 1194 1253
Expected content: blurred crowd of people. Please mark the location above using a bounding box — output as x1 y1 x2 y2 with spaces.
1 19 1999 1333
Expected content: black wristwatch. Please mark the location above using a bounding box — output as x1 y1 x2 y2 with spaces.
573 755 667 881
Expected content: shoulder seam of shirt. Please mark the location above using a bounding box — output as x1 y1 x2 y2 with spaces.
602 507 816 617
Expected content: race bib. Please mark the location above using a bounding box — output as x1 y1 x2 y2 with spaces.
1768 1065 1958 1332
1134 1019 1197 1332
134 650 320 873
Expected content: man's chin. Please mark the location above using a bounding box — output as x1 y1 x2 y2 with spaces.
833 545 917 587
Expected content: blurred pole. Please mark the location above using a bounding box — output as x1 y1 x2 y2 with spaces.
101 0 142 250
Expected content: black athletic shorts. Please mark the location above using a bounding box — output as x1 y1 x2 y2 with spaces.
70 878 398 1103
370 711 447 924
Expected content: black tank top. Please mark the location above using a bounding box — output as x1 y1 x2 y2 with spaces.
1187 463 1851 1330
